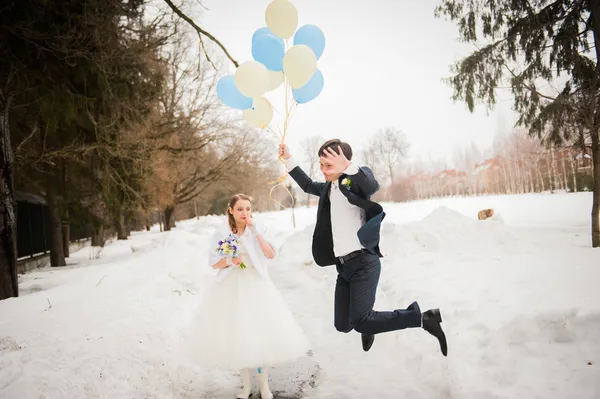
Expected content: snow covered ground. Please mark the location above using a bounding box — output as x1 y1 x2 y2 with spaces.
1 192 599 398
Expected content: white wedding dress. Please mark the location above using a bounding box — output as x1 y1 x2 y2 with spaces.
182 229 310 371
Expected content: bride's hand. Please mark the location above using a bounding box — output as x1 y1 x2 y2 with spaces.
246 217 258 234
232 257 242 266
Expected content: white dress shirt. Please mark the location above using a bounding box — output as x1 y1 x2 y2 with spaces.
286 156 366 257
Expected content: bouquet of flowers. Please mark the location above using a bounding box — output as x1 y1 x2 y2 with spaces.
217 234 246 269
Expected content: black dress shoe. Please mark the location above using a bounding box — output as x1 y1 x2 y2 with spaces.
422 309 447 356
361 333 374 352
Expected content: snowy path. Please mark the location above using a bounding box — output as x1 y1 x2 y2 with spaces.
1 192 600 398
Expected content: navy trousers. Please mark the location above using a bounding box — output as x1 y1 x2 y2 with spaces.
334 252 422 334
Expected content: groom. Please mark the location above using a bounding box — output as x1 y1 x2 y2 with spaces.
278 139 447 356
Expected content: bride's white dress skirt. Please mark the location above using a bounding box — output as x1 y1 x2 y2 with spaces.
182 258 310 370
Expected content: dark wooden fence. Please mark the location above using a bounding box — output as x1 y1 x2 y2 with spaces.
16 192 92 261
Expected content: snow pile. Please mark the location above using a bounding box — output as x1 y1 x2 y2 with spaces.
380 205 520 258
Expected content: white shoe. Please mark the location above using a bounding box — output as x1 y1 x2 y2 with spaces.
237 368 252 399
258 367 273 399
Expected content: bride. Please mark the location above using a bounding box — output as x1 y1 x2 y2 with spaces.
182 193 310 399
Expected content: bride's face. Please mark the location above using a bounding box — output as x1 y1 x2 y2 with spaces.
229 199 252 224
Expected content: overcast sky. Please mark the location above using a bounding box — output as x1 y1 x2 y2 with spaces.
198 0 518 168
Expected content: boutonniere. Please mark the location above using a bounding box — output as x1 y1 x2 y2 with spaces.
341 177 352 190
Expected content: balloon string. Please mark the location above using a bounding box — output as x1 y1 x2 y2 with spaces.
268 66 297 213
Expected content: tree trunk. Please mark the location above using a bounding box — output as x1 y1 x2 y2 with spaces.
527 157 535 192
589 0 600 247
0 90 18 300
514 154 524 193
501 164 510 193
591 129 600 247
547 151 555 192
62 220 70 258
60 163 69 257
536 160 545 192
92 226 105 247
117 211 127 240
506 161 514 193
570 155 578 193
512 162 519 193
560 150 568 191
46 184 66 267
126 215 131 237
388 164 394 200
90 187 105 247
164 206 174 231
521 165 528 192
551 147 560 191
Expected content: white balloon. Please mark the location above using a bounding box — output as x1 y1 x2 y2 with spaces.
267 70 284 91
235 61 270 98
265 0 298 39
283 45 317 89
243 97 273 129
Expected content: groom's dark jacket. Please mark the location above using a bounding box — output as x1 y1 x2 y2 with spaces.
288 163 386 267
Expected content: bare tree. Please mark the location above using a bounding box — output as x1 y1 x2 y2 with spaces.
361 145 380 174
364 127 410 199
145 28 237 230
453 142 482 195
191 132 280 215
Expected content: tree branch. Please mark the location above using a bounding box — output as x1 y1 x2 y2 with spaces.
162 0 238 68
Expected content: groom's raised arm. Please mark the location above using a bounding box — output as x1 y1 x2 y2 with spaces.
285 156 327 197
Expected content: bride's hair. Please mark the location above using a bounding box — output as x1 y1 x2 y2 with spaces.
227 193 252 233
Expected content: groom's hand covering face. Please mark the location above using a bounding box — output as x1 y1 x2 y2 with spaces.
321 146 351 176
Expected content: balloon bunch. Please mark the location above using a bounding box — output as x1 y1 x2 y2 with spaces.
216 0 325 211
216 0 325 134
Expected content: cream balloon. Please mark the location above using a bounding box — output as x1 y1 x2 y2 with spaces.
243 97 273 129
265 0 298 39
267 70 284 91
283 45 317 89
234 61 270 98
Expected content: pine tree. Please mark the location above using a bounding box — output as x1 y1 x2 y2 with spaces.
435 0 600 247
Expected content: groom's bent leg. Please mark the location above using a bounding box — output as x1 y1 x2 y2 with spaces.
347 254 422 335
334 265 353 333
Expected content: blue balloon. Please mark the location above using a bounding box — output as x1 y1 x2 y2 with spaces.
252 33 284 71
252 27 284 48
216 75 252 110
292 69 324 104
293 24 325 60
